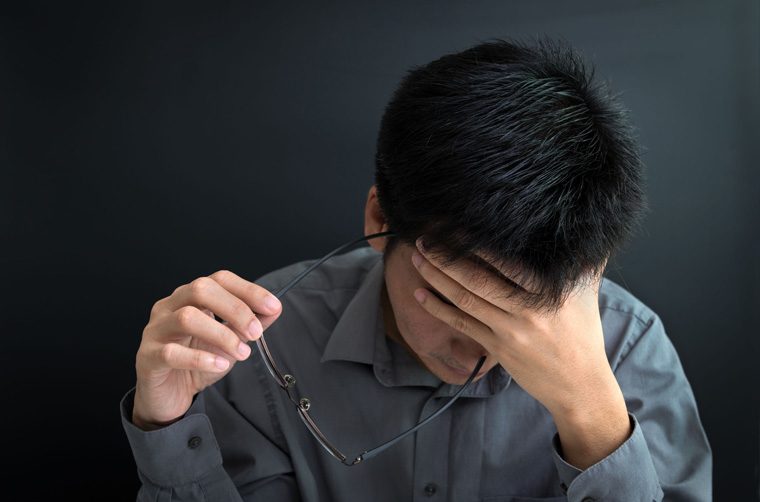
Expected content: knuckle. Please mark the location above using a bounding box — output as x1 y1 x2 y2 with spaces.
175 306 198 328
209 269 235 283
159 343 176 363
454 288 475 310
509 332 527 350
451 314 469 334
141 321 155 341
189 276 215 296
149 300 163 318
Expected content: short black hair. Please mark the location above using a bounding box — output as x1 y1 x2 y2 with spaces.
374 36 648 314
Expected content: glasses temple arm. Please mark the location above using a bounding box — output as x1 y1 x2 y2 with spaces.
272 231 396 299
348 355 487 465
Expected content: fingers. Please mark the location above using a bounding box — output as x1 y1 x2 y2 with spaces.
152 305 253 362
147 270 283 375
413 286 495 350
411 248 501 327
415 237 528 314
156 342 231 373
165 274 272 342
208 270 283 331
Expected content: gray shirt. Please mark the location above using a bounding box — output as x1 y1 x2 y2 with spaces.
120 246 712 501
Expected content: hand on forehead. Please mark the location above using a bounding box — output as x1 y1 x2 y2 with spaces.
414 236 604 314
414 237 535 311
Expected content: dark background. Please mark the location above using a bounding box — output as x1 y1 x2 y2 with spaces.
2 1 758 500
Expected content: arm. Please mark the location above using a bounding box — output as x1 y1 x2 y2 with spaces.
550 313 713 501
121 383 302 501
408 241 711 500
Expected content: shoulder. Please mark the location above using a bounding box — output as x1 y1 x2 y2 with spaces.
598 276 658 327
597 276 667 369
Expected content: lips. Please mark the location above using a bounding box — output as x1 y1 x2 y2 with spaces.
443 358 485 378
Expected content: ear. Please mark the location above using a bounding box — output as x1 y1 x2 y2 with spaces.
364 185 390 253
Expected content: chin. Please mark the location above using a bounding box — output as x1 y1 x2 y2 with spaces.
434 359 487 385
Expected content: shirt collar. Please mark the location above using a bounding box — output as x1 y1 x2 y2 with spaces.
321 250 512 397
320 255 385 366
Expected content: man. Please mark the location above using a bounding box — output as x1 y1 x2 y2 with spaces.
121 37 712 501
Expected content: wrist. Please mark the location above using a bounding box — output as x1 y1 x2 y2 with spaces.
132 386 185 431
131 401 180 431
551 375 632 470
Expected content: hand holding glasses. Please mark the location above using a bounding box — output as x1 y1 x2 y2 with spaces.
131 229 484 464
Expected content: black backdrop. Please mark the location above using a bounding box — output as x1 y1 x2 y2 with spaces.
2 1 758 500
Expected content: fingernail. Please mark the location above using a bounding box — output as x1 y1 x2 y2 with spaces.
214 356 230 370
412 251 423 268
238 341 251 358
248 318 262 339
264 295 281 312
414 289 426 303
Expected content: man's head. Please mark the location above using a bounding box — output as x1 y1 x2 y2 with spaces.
364 37 648 384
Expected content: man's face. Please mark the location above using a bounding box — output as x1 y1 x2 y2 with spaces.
381 241 502 385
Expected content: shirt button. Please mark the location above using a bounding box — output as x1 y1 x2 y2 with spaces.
559 482 568 494
423 483 437 496
187 436 202 449
581 498 595 502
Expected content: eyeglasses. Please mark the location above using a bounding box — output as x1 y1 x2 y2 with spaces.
254 230 486 466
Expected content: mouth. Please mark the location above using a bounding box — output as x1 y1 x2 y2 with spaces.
442 358 487 378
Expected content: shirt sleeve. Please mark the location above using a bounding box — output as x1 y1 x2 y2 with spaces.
120 383 302 501
549 313 712 501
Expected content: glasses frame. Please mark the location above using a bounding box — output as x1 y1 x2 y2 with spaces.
254 230 486 466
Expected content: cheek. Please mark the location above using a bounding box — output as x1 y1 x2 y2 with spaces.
394 288 457 350
385 250 458 351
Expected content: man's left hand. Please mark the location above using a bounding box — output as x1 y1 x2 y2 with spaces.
411 236 632 469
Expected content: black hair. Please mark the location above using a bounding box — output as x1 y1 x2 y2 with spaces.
374 36 648 314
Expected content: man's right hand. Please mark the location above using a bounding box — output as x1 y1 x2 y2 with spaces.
132 270 283 431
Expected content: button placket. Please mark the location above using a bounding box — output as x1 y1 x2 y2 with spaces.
412 395 450 501
424 483 437 497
